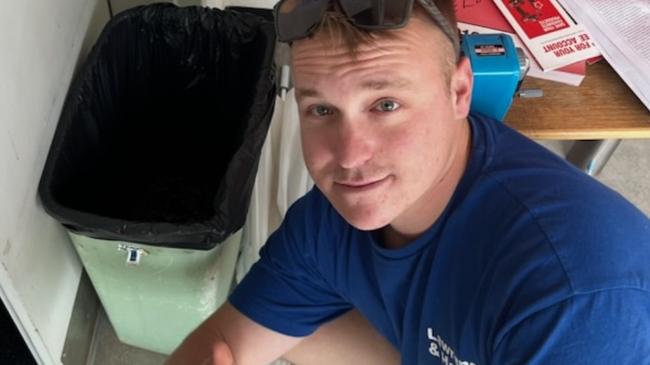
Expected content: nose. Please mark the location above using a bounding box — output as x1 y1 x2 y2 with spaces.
335 120 373 170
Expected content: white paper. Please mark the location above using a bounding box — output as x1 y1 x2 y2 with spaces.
493 0 601 71
558 0 650 110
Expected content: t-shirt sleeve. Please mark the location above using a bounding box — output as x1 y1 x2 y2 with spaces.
228 190 352 337
491 288 650 364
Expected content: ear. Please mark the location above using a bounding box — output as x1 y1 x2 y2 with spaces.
450 56 473 120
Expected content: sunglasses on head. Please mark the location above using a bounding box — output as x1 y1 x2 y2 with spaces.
273 0 459 55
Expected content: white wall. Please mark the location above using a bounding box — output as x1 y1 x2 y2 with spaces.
222 0 275 8
110 0 275 14
111 0 203 14
0 1 105 363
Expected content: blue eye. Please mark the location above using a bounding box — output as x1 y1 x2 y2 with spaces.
375 100 400 112
310 105 333 117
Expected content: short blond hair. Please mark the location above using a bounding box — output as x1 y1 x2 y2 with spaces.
309 1 459 83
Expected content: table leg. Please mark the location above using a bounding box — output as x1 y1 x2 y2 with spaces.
566 139 622 176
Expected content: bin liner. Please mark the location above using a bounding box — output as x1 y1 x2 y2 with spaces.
38 4 276 250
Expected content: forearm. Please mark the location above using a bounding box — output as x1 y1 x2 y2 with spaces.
166 302 303 365
166 322 228 365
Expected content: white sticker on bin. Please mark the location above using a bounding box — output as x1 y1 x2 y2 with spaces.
117 244 149 265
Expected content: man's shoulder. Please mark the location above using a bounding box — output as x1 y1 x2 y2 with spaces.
475 113 648 239
491 170 650 293
490 183 648 294
454 123 650 354
466 115 650 292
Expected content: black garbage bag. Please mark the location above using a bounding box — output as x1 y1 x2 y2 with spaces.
38 4 276 250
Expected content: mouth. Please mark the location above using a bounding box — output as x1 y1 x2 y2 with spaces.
334 176 391 194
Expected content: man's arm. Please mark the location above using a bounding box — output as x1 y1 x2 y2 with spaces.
491 288 650 364
166 302 303 365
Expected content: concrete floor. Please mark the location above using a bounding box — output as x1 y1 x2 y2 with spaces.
87 309 294 364
87 310 168 365
85 307 291 365
86 138 650 365
594 140 650 216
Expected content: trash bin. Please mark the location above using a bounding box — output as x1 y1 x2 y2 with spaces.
38 4 276 354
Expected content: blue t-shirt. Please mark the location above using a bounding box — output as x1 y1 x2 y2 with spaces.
230 113 650 364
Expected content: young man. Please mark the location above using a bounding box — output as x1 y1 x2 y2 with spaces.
168 0 650 364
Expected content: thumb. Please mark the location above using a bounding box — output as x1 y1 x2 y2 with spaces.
213 341 235 365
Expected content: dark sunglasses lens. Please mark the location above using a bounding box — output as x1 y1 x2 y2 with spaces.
276 0 329 41
339 0 411 27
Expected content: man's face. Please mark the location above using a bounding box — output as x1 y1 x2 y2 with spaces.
292 12 471 232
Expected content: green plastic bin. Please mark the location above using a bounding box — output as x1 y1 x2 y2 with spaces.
38 4 276 355
71 230 242 354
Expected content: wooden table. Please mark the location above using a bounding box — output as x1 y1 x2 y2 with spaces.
503 61 650 174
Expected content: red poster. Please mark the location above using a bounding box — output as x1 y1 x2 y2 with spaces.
499 0 570 39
